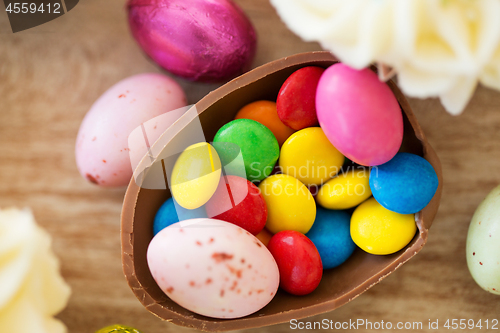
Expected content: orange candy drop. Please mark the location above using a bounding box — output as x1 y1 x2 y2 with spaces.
235 100 295 146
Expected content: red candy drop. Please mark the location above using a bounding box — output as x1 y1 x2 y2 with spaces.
205 175 267 235
276 66 324 130
267 230 323 295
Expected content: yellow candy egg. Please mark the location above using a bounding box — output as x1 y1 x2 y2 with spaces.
351 198 416 255
171 142 221 209
95 325 142 333
316 169 372 209
258 174 316 234
279 127 344 186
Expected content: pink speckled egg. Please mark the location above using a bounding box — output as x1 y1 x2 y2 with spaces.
316 64 403 166
75 73 187 187
147 218 279 319
127 0 257 82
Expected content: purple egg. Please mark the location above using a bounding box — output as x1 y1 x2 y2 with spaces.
128 0 257 82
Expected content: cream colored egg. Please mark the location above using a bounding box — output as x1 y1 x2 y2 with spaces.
466 185 500 295
75 73 187 187
147 219 280 319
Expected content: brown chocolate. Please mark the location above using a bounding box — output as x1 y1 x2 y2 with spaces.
121 52 443 331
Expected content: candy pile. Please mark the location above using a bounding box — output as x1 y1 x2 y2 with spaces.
147 63 439 319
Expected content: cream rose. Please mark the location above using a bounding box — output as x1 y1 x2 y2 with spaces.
0 208 71 332
270 0 500 114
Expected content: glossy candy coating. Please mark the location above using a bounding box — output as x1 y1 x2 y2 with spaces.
206 175 267 235
171 142 221 209
258 174 316 234
277 66 324 130
306 207 356 269
316 168 372 210
235 100 295 146
316 63 403 166
147 219 279 319
76 73 187 187
95 325 142 333
369 152 438 214
214 119 279 182
153 197 207 235
351 198 416 255
267 230 322 295
279 127 344 186
128 0 256 82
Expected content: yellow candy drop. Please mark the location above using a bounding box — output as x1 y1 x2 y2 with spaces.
95 325 142 333
350 198 416 255
316 169 372 209
171 142 221 209
279 127 344 186
259 174 316 234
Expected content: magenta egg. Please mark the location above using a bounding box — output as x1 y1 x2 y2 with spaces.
316 64 403 166
127 0 257 82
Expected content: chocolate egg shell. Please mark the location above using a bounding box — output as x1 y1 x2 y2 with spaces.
121 52 443 331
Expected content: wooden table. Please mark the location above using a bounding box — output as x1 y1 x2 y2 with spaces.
1 1 499 332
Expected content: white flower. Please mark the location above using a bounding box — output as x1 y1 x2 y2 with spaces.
270 0 500 115
0 208 71 333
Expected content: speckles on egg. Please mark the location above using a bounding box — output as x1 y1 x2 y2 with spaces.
212 252 233 262
147 218 279 318
467 185 500 295
85 173 99 184
75 73 187 187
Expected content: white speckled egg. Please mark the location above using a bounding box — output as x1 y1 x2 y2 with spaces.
466 185 500 295
75 73 187 187
147 218 280 318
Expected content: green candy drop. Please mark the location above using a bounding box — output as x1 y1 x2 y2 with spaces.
213 119 279 182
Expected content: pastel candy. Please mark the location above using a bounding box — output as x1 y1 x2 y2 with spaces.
316 63 403 166
369 152 438 214
153 197 207 235
147 219 279 319
466 185 500 295
214 119 279 182
306 207 356 269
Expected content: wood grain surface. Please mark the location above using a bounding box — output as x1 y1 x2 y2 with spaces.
1 1 499 332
